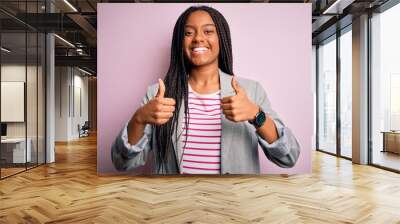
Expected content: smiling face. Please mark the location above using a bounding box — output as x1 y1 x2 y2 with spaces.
183 10 220 69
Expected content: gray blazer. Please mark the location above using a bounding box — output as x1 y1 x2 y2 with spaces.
111 70 300 174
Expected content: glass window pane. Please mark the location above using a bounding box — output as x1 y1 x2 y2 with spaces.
340 29 352 158
27 31 38 169
0 1 46 179
1 31 27 177
318 37 337 154
371 3 400 171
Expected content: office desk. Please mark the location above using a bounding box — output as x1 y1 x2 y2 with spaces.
1 138 32 163
381 131 400 154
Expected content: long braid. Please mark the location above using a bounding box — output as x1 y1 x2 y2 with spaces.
155 6 233 173
207 8 233 75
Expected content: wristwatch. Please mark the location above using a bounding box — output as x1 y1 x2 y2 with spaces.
249 107 267 128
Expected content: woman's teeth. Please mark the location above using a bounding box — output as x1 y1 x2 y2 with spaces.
192 47 208 52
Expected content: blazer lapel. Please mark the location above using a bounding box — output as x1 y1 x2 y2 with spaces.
219 70 236 173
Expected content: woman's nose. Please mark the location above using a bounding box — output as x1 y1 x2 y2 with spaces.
193 32 205 43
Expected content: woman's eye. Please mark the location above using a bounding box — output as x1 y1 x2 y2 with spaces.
185 31 193 36
205 30 214 35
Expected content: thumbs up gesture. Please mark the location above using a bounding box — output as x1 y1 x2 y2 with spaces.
136 79 176 125
221 77 259 123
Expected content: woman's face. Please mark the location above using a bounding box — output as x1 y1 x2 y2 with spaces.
183 10 220 68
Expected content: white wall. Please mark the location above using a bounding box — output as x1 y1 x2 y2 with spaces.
55 67 89 141
70 72 89 138
55 66 70 141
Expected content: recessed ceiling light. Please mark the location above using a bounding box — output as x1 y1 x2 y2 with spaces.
54 34 75 48
78 67 93 76
1 47 11 53
63 0 78 12
322 0 355 15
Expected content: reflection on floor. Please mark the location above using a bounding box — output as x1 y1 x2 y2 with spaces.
341 147 352 158
373 150 400 171
0 167 25 178
0 163 41 179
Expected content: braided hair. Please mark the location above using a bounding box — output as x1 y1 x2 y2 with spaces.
155 5 234 172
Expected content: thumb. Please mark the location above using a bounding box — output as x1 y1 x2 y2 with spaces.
156 78 165 98
231 76 242 95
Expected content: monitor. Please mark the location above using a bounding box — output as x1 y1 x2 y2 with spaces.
1 123 7 137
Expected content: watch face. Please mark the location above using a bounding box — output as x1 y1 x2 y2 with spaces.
256 111 266 126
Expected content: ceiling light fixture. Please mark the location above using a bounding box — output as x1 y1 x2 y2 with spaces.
322 0 354 15
323 0 342 14
78 67 93 76
1 47 11 53
63 0 78 12
54 34 75 48
76 48 84 55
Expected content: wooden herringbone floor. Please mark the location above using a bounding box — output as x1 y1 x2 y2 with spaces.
1 134 400 224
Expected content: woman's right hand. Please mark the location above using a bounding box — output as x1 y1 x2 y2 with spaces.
134 79 176 126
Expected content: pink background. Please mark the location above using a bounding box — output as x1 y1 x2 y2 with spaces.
97 3 312 174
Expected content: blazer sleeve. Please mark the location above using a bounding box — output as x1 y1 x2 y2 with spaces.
254 81 300 168
111 86 155 171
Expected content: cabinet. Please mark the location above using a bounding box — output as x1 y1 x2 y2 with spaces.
382 131 400 154
0 138 32 164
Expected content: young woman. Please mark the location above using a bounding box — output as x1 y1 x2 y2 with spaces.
111 6 300 174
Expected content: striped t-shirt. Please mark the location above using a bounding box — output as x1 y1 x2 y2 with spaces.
180 85 222 174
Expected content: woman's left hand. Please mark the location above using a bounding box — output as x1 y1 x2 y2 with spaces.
221 77 260 122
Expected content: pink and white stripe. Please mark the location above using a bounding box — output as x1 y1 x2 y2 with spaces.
180 86 222 174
